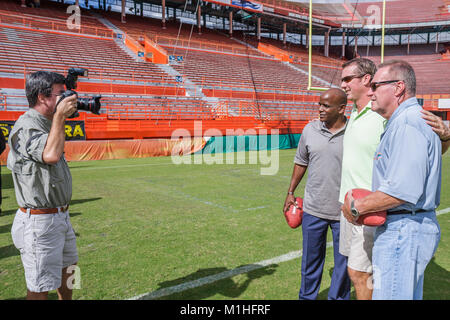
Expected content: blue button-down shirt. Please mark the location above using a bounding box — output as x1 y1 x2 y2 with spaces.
372 97 442 212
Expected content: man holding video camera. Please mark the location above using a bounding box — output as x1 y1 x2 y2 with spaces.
8 71 79 300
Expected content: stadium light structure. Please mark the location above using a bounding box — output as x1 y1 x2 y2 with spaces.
307 0 387 91
307 0 327 91
380 0 386 63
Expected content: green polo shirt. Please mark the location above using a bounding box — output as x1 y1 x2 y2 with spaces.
338 101 386 204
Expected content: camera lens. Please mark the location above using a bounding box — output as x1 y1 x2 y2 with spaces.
77 95 101 115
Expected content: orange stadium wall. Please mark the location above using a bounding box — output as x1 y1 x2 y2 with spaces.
124 34 146 61
0 108 308 164
0 111 308 139
0 138 207 165
0 78 25 89
257 43 293 63
143 36 168 64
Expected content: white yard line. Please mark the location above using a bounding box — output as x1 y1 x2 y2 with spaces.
128 243 333 300
437 207 450 216
128 207 450 300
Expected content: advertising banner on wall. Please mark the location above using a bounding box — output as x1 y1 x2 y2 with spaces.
0 120 86 141
231 0 263 12
206 0 263 13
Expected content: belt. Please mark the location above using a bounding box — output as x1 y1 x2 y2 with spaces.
387 209 427 215
20 205 69 215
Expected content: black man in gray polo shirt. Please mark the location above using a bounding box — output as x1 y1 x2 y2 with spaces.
283 88 351 300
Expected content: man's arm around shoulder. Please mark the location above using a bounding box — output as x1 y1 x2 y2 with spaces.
421 109 450 154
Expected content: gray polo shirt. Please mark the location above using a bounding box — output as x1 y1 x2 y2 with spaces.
7 108 72 209
294 119 346 221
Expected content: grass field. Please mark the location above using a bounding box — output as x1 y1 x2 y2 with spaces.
0 149 449 300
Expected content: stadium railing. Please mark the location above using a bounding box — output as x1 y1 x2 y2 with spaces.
149 35 261 57
102 12 265 57
0 10 114 38
0 63 179 87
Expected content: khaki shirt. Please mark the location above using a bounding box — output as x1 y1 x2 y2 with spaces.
7 108 72 208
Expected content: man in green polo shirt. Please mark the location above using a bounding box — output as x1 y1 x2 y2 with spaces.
338 58 384 300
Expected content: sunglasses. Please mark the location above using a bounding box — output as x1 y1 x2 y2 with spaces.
369 80 401 92
341 74 365 83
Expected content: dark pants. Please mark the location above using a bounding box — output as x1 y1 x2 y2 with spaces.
299 211 351 300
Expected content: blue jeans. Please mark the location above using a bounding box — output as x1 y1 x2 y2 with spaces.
372 211 440 300
299 212 351 300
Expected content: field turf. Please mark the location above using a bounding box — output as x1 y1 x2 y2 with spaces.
0 149 449 300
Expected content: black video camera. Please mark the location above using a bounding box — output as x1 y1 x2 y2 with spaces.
57 68 101 118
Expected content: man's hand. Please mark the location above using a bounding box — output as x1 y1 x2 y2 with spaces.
283 194 296 213
341 190 361 225
55 94 77 119
421 109 450 140
42 94 77 165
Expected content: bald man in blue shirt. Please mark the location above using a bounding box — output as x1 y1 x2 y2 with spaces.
342 60 442 300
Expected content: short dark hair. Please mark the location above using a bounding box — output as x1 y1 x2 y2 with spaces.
378 60 416 96
342 58 377 79
25 71 65 108
323 88 348 107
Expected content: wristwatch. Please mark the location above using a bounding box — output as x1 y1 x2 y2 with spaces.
350 200 360 219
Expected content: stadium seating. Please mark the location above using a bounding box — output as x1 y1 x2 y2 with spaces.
102 11 266 57
292 63 342 87
0 87 213 120
0 25 179 87
102 95 215 120
0 0 446 140
0 0 339 125
356 0 449 24
232 34 343 87
362 44 450 95
0 0 113 37
161 46 327 92
241 34 342 66
221 97 353 121
0 0 91 21
0 2 332 123
219 98 319 120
